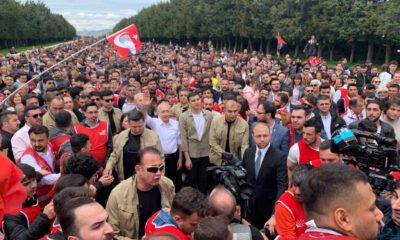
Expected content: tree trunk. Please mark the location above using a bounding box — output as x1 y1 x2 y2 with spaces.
385 44 391 64
294 43 299 57
216 40 219 50
329 45 334 61
266 39 270 54
240 37 244 51
247 38 252 52
318 43 323 57
227 38 231 50
259 39 263 52
349 42 355 63
234 37 238 50
366 40 374 63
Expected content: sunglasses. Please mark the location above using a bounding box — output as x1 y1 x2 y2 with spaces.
4 92 10 96
143 165 164 173
30 113 43 119
91 98 100 101
103 98 114 102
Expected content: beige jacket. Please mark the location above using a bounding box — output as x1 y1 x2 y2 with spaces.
106 176 175 240
106 128 164 181
42 110 79 128
171 103 188 119
98 107 123 133
209 115 249 166
179 109 213 158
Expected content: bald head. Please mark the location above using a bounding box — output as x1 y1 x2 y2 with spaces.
50 96 64 116
207 186 236 220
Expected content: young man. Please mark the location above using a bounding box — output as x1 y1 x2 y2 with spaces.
287 118 322 187
58 197 114 240
19 125 60 205
145 187 207 240
179 91 213 194
74 102 113 166
2 164 56 240
0 110 21 162
98 90 122 135
297 164 383 240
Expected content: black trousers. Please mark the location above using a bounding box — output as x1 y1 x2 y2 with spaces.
189 156 209 194
165 151 182 191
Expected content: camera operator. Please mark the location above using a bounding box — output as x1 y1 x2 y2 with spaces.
207 185 265 240
296 163 384 240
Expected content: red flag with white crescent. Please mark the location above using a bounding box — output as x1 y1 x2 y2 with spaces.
107 24 142 59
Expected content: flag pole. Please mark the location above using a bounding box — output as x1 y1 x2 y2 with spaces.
2 37 107 105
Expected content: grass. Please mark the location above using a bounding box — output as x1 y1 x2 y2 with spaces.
0 41 68 56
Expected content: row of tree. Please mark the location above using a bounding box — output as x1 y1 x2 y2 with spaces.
0 0 76 50
113 0 400 64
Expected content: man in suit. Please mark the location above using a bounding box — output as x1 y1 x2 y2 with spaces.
242 122 288 229
256 101 290 155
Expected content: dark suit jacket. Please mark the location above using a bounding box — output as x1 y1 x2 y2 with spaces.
242 145 288 228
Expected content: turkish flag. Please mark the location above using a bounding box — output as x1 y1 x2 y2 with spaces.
0 153 27 222
277 33 287 52
107 24 142 60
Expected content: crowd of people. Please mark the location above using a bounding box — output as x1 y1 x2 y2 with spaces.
0 37 399 240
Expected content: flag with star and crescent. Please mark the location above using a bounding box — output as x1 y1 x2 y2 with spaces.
107 24 143 59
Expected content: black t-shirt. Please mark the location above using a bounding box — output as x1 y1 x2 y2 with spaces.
137 187 161 238
123 132 141 179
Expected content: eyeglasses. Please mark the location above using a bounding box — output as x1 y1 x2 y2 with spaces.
374 81 381 84
311 84 319 87
91 98 100 101
143 165 164 173
30 113 43 119
103 98 114 102
3 92 10 96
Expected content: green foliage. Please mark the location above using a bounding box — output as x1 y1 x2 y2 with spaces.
0 0 76 49
112 0 400 62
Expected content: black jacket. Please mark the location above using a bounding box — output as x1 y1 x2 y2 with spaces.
242 145 287 229
349 120 396 139
313 109 347 138
2 205 51 240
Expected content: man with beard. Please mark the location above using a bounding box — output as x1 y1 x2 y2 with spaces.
253 101 289 155
59 197 115 240
350 100 395 139
19 125 60 205
12 105 44 160
287 118 322 187
295 164 384 240
275 164 313 238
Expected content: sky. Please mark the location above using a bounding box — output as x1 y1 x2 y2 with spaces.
18 0 164 32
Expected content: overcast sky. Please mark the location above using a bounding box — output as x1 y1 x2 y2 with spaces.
18 0 163 31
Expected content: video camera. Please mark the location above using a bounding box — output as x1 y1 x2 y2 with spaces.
331 127 399 194
207 152 253 221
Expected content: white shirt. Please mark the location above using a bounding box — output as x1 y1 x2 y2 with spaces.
333 86 347 104
255 144 270 170
122 101 136 113
320 112 332 139
11 124 31 160
20 148 60 185
146 116 181 154
343 109 363 125
192 112 205 141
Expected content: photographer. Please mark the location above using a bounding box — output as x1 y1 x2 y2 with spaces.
207 185 265 240
297 164 384 240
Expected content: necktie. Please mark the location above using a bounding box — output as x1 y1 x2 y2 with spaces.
255 150 262 178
